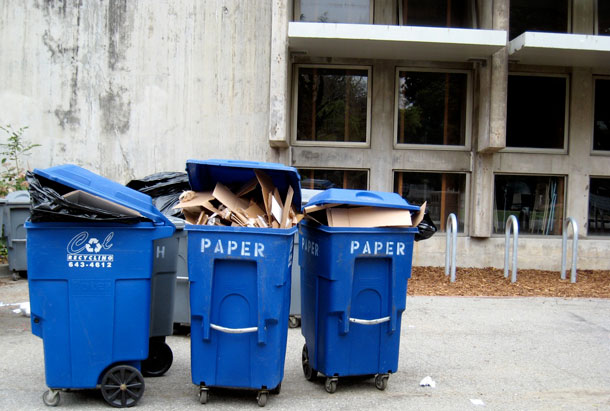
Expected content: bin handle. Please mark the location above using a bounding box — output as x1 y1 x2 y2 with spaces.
349 316 390 325
210 323 258 334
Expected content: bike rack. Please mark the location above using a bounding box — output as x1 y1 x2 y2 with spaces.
561 217 578 283
504 215 518 283
445 213 457 283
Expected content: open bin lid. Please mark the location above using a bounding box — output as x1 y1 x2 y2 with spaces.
33 164 174 227
185 159 302 210
306 188 420 211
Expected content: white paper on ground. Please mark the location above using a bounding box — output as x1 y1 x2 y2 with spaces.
470 399 485 406
419 376 436 388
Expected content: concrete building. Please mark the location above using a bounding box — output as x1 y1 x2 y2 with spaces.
1 0 609 270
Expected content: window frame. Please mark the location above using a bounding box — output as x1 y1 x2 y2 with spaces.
398 0 477 29
291 63 373 148
591 76 610 155
587 175 610 236
492 172 567 237
293 0 375 24
393 66 473 151
503 72 570 155
508 0 572 41
393 169 470 234
595 0 608 36
297 167 370 190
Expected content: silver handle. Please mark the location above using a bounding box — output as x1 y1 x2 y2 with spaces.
349 316 390 325
210 323 258 334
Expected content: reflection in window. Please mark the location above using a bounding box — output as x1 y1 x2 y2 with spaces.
297 0 370 24
394 172 466 232
296 67 369 143
507 75 566 149
494 175 565 235
298 168 368 190
593 79 610 151
589 178 610 235
509 0 569 40
397 71 467 146
400 0 470 28
599 0 610 35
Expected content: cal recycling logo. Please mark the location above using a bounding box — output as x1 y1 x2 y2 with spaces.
66 231 115 268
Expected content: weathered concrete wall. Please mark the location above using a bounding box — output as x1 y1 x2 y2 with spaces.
0 0 279 183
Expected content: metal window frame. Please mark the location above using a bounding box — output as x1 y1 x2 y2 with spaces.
296 166 370 189
398 0 478 28
293 0 374 24
291 63 373 148
393 66 473 151
591 76 610 155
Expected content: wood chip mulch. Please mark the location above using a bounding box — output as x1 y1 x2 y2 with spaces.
408 266 610 298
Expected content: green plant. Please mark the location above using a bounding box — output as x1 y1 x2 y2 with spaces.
0 125 40 197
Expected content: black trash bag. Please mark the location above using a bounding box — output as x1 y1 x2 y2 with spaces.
415 212 437 242
126 172 190 218
27 171 147 224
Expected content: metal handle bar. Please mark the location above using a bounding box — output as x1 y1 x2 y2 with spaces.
210 323 258 334
349 316 390 325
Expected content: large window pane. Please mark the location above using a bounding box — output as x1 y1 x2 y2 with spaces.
397 71 467 146
298 168 368 190
394 172 466 232
297 67 369 143
599 0 610 36
494 175 565 235
297 0 370 24
593 79 610 151
401 0 470 28
509 0 569 40
507 75 566 149
589 177 610 235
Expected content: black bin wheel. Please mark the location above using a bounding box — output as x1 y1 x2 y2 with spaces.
42 389 60 407
198 387 209 404
142 340 173 377
256 391 268 407
375 374 389 390
288 316 301 328
324 377 338 394
301 344 318 381
100 365 145 408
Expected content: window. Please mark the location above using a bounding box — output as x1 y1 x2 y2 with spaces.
494 175 565 235
588 177 610 236
294 66 370 144
399 0 471 28
506 74 567 150
396 70 469 146
298 168 368 190
295 0 372 24
394 171 467 232
509 0 569 40
598 0 610 35
593 78 610 151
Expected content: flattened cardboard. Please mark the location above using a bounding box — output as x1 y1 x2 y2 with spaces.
327 206 413 228
213 182 250 212
281 186 294 228
411 201 427 227
304 203 340 214
64 190 142 217
173 191 216 211
254 170 275 218
235 178 259 197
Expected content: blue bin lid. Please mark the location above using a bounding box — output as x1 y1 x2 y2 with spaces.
185 159 302 209
306 188 420 211
33 164 174 226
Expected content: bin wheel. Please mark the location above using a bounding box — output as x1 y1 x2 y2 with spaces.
256 391 268 407
375 374 389 390
142 341 173 377
301 344 317 381
288 316 301 328
270 382 281 395
42 389 60 407
198 387 209 404
100 365 145 408
324 377 338 394
11 272 20 281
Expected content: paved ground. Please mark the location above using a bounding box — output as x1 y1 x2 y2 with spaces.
1 271 609 410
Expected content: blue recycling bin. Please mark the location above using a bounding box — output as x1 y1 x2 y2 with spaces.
26 165 175 407
299 189 419 393
185 159 300 407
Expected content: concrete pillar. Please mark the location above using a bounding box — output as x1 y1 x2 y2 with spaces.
572 0 595 34
374 0 397 25
268 0 291 148
369 61 395 192
488 0 508 151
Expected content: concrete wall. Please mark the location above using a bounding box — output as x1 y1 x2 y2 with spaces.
0 0 280 183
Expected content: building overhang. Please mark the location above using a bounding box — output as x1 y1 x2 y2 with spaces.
288 22 507 62
509 32 610 68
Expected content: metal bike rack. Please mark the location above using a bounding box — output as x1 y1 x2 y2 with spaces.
445 213 457 283
504 215 518 283
561 217 578 283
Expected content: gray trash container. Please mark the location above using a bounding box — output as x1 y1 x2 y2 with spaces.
2 191 30 280
172 230 190 326
143 216 186 377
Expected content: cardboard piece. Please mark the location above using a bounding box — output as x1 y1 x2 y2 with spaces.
64 190 142 217
173 191 220 214
411 201 427 227
304 203 340 214
235 178 259 197
255 170 275 218
326 206 413 228
281 186 294 228
213 183 250 212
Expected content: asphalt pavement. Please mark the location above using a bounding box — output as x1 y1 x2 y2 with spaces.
1 269 609 410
